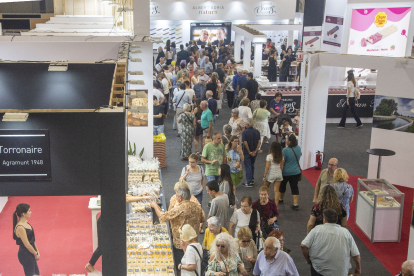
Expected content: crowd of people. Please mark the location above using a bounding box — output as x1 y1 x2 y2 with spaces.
147 38 397 276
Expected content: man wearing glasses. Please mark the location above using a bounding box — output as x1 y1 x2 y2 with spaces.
313 158 338 203
399 260 414 276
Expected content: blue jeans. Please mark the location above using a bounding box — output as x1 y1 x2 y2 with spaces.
153 125 164 135
244 154 256 184
194 191 203 205
206 175 220 183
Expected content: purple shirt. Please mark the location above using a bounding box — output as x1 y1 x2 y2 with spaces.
270 99 285 114
252 199 279 223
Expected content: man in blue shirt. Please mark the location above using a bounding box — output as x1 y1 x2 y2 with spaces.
242 118 261 187
172 83 192 136
254 237 299 276
193 76 207 100
206 90 218 123
237 70 248 94
232 68 243 98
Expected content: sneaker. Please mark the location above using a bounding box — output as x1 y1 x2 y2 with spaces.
337 126 345 129
356 124 363 128
246 182 254 188
279 199 284 204
291 205 299 211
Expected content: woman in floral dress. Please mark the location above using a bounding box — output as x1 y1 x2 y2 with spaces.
228 108 246 140
178 103 196 159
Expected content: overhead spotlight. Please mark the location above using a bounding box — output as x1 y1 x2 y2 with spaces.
2 113 29 122
48 63 68 71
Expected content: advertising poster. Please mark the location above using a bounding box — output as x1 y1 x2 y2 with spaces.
303 26 322 51
348 7 411 57
190 22 231 46
322 15 344 52
373 95 414 133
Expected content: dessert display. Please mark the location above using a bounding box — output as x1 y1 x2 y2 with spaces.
305 37 319 45
327 26 339 36
365 24 398 45
128 90 148 127
360 189 400 207
126 213 174 276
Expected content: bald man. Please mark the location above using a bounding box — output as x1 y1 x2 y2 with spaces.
313 158 339 203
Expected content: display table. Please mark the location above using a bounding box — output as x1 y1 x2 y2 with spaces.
355 178 404 242
88 197 101 251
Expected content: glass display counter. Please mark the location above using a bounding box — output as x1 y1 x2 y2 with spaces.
355 178 404 242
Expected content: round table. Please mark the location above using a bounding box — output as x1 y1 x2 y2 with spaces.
366 148 396 178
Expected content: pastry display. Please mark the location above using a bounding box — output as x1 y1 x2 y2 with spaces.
360 189 400 207
132 98 148 106
327 26 339 36
366 24 398 45
305 37 319 45
127 214 174 276
129 80 145 85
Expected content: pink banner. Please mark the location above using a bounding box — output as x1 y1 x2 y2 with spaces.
351 7 411 32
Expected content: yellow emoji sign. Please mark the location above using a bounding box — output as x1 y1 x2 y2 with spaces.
375 12 387 27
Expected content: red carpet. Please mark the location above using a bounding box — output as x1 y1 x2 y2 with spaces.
0 196 102 276
303 168 413 275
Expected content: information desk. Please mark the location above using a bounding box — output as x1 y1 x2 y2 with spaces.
355 178 404 242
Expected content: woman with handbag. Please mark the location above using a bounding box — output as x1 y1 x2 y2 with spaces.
178 103 196 160
269 92 286 141
252 186 279 239
279 134 302 211
337 71 363 128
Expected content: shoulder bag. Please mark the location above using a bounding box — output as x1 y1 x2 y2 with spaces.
175 91 187 109
190 244 208 276
290 147 302 181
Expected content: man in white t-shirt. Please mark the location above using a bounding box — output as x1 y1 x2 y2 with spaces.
185 81 195 102
229 196 260 238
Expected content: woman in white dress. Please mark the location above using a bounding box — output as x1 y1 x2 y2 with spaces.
252 100 271 152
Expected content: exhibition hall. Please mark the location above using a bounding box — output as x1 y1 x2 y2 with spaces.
0 0 414 275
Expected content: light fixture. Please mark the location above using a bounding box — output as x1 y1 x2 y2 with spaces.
2 113 29 122
48 63 68 71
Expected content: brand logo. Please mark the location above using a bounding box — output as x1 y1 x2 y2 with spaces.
193 5 224 15
374 11 387 27
254 3 277 16
150 3 160 16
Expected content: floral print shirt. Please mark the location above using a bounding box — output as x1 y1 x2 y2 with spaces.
229 117 246 138
207 253 244 276
226 149 242 173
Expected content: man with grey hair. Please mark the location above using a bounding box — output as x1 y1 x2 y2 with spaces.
199 100 214 139
151 186 204 272
301 208 361 276
253 237 299 276
194 76 207 100
205 56 213 75
204 216 229 250
199 50 206 69
400 260 414 276
242 118 261 188
313 158 339 203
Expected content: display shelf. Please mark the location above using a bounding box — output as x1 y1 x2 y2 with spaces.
355 178 404 243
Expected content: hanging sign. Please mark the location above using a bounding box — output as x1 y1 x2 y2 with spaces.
0 130 51 182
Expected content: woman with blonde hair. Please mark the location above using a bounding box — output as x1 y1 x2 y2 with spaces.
236 227 257 276
332 168 354 220
238 98 252 121
307 185 347 234
207 232 248 276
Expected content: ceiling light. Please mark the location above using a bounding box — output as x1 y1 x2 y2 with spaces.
2 113 29 122
48 63 68 71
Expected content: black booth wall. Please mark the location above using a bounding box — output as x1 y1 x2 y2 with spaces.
0 113 127 275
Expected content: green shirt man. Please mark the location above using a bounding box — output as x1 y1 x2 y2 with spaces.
201 132 226 176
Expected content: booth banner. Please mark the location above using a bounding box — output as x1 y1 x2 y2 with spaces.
0 130 51 182
303 26 322 51
347 7 411 57
322 15 344 52
149 0 296 21
327 94 375 118
373 95 414 133
190 22 231 46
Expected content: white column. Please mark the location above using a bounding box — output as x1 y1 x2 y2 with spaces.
243 38 252 69
253 42 262 78
133 0 150 36
234 32 242 62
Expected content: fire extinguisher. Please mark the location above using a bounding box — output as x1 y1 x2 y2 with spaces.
315 151 324 170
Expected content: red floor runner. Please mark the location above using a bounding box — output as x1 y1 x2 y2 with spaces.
303 168 412 275
0 196 102 276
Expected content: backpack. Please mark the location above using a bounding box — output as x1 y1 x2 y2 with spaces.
353 82 361 100
190 244 209 276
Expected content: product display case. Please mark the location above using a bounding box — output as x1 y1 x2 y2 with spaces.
355 178 404 242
